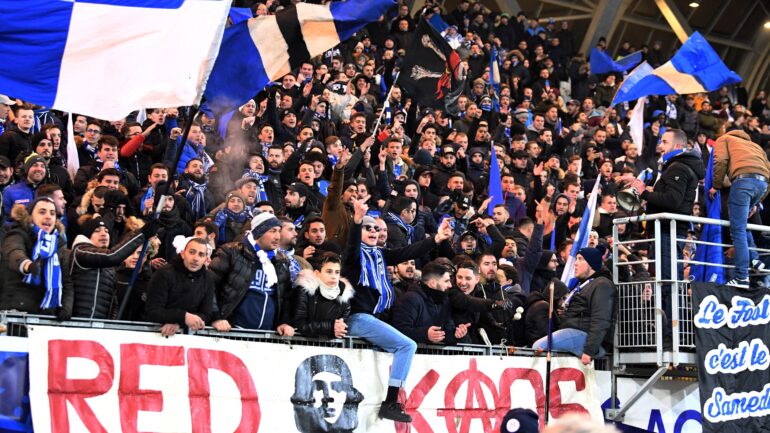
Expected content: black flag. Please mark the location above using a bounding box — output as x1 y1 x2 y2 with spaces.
399 18 466 116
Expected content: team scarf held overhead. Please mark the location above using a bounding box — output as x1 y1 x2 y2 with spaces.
185 179 208 219
359 243 393 314
26 224 63 309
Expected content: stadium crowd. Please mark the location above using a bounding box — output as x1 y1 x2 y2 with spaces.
1 0 769 423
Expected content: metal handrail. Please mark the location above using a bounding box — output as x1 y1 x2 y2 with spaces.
613 211 770 231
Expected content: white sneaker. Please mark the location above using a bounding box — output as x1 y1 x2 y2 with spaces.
725 278 750 289
752 259 766 271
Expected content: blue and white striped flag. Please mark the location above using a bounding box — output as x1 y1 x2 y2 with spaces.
560 175 602 287
205 0 395 114
0 0 230 120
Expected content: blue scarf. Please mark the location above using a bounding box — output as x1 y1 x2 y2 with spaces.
25 225 62 309
241 170 269 202
214 207 250 243
84 142 97 160
359 243 394 314
328 154 338 168
280 247 301 281
185 179 208 219
386 211 413 244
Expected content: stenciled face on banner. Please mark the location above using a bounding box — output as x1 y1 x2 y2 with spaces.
290 355 364 433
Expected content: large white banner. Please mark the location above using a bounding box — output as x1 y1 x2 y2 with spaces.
27 326 602 433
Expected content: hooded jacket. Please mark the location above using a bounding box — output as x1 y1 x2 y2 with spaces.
293 269 354 338
0 205 74 315
524 278 568 346
712 130 770 193
70 230 146 319
558 267 616 357
530 250 557 294
391 284 459 345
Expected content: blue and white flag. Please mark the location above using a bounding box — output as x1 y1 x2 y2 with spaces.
589 48 642 75
0 0 230 121
560 175 602 287
489 47 501 110
205 0 395 114
612 32 741 105
690 148 724 283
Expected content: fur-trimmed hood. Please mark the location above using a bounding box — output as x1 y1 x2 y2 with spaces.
10 203 65 234
295 269 355 303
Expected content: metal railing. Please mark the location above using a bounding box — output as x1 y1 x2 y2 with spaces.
612 212 770 366
0 312 550 359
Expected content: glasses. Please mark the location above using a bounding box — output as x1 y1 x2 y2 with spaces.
363 224 382 233
86 128 101 134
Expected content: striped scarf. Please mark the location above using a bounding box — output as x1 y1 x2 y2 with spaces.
244 232 277 289
185 179 208 219
214 207 250 243
359 244 393 314
25 225 62 309
386 211 413 244
241 170 269 202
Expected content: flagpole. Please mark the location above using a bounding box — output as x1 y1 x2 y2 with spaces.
371 71 401 136
116 102 202 320
545 280 555 425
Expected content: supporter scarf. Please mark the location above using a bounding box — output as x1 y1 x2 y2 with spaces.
279 247 301 281
241 170 269 202
328 154 338 167
214 207 250 242
562 278 593 310
393 162 403 178
244 232 277 288
25 224 62 309
84 142 97 160
386 211 414 244
359 243 393 314
185 179 208 219
0 120 5 136
96 157 122 174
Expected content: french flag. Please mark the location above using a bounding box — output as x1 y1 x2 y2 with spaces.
0 0 230 120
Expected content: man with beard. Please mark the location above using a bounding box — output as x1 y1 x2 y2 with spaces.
3 153 48 218
278 216 302 281
430 145 458 197
33 133 74 203
341 112 369 150
75 136 139 197
0 155 13 224
384 196 419 248
491 204 515 237
177 158 215 221
391 261 470 346
136 163 169 215
282 182 314 230
262 144 285 210
450 261 512 344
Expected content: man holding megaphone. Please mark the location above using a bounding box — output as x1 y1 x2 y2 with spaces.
622 129 704 341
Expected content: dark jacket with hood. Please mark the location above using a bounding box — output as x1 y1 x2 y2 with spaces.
0 205 74 316
0 125 33 163
391 284 460 345
293 269 354 338
640 149 705 235
144 255 215 326
70 230 146 319
524 278 568 346
530 250 557 294
558 267 616 357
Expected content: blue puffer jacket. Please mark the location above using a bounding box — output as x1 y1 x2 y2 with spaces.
2 181 36 217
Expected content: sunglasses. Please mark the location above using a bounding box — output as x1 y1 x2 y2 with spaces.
363 224 382 233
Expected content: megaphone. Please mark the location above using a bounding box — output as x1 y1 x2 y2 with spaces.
617 187 641 212
617 168 653 212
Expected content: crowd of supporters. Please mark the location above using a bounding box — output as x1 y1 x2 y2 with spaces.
0 0 769 420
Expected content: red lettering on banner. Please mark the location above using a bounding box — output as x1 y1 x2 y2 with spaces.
397 369 440 433
438 359 501 433
48 340 114 433
549 368 589 418
498 367 546 429
187 348 261 433
118 344 185 433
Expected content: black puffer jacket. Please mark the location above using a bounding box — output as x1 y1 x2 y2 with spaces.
69 231 146 319
558 268 616 357
145 255 215 326
292 269 353 338
208 241 293 324
0 206 73 315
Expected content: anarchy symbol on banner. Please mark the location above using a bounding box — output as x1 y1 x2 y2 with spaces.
438 359 503 433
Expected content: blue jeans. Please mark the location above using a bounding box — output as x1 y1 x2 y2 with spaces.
728 177 767 280
347 313 417 388
531 328 605 358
